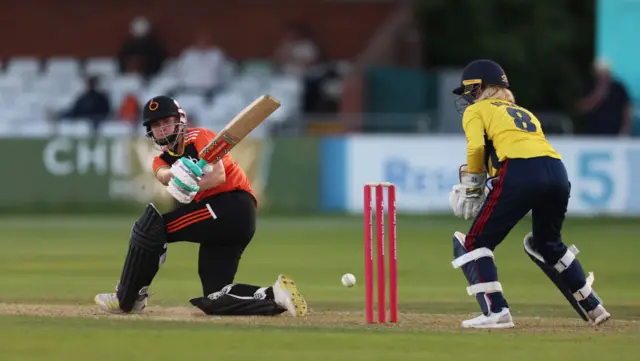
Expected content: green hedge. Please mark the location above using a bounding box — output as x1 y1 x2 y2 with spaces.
419 0 594 119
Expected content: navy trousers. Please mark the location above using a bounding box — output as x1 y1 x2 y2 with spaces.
461 157 603 314
465 156 571 264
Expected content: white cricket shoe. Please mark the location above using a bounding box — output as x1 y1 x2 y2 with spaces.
588 305 611 326
94 292 148 314
462 308 515 329
95 283 149 314
273 274 308 317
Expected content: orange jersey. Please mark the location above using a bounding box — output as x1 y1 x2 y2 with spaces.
152 128 256 205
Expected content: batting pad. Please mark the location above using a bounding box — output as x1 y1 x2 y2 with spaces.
117 203 168 312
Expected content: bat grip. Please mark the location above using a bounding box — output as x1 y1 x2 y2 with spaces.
196 159 208 168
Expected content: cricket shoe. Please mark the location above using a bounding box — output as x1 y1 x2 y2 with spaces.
462 308 515 329
588 305 611 326
94 283 149 314
273 274 308 317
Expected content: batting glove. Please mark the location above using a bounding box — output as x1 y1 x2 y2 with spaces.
167 158 204 204
167 177 199 204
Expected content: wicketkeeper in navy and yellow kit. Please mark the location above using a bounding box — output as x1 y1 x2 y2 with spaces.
448 59 610 328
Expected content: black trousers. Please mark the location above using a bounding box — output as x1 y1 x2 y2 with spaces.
465 157 571 265
162 190 256 296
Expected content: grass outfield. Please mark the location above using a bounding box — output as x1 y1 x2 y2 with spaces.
0 215 638 361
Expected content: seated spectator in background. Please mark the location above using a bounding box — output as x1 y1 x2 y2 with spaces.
175 30 226 99
273 22 320 77
273 22 337 113
118 16 166 79
61 76 111 130
577 58 633 136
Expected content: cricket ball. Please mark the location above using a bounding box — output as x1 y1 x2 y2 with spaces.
341 273 357 288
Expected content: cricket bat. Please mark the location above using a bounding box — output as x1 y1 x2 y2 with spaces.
195 95 280 168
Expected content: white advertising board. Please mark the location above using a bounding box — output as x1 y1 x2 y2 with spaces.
341 136 640 216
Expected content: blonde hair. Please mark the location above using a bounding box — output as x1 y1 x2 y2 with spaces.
476 86 515 103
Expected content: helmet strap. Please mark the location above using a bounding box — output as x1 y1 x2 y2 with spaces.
166 125 186 156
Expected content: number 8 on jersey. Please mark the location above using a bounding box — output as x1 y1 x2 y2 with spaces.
506 106 537 133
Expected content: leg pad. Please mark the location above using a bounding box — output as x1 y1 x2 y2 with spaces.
452 232 506 315
117 204 168 312
523 232 601 321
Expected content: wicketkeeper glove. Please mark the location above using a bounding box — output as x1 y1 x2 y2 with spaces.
449 164 487 220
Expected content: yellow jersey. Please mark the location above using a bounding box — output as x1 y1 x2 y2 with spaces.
462 99 561 176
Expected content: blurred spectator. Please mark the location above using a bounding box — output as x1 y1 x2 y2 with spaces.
61 76 111 129
577 59 632 136
175 29 226 98
117 16 166 79
273 22 319 77
272 22 339 113
117 94 140 124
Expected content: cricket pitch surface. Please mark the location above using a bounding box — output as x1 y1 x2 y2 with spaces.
0 303 637 334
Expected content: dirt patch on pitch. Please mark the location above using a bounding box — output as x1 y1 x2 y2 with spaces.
0 303 636 334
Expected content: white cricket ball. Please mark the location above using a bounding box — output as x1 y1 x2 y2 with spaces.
203 164 214 173
341 273 357 288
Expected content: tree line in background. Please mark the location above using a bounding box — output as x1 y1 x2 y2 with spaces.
419 0 595 126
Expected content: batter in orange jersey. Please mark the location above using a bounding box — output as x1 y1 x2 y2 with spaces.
94 95 308 318
152 127 257 205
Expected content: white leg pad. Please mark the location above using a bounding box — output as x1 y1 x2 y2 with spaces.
467 281 503 296
573 272 595 301
452 247 495 269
